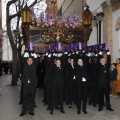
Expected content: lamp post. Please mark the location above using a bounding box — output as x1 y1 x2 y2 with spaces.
96 12 104 44
82 4 92 47
21 3 32 47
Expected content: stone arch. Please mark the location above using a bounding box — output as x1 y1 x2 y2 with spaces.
115 17 120 30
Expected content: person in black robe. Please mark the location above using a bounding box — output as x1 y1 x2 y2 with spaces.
97 51 114 112
37 57 44 89
50 58 65 115
88 55 99 107
4 61 9 74
44 56 53 109
67 58 76 108
0 60 3 76
75 58 89 114
20 53 38 116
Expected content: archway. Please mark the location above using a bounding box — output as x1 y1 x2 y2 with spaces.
115 17 120 30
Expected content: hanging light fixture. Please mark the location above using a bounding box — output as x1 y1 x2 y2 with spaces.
21 3 32 25
82 5 92 27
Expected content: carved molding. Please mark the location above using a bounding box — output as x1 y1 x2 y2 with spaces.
101 1 108 8
111 0 120 11
110 0 120 5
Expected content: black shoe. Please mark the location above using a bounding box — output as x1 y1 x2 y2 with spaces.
107 108 114 111
65 102 68 105
50 110 53 115
55 106 60 110
69 105 72 108
77 111 81 114
93 104 96 107
98 107 103 111
88 101 92 105
60 109 65 113
46 107 51 110
44 103 48 105
42 99 45 103
19 112 26 116
34 104 37 107
18 101 22 105
83 110 87 114
29 112 34 116
102 103 105 106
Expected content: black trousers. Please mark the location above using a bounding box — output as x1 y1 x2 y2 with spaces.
22 83 36 113
4 68 8 74
0 68 2 76
76 81 88 111
50 83 64 110
68 80 74 105
45 82 51 108
98 82 111 108
63 80 69 103
89 79 98 105
20 83 23 103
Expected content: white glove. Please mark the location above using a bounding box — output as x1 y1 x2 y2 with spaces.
68 54 71 56
60 53 63 56
99 51 103 55
48 54 51 58
58 54 61 57
72 52 75 55
107 52 110 55
82 50 85 53
82 77 86 82
46 53 48 56
55 53 58 57
76 51 79 54
37 54 40 57
94 54 98 57
64 52 68 54
87 53 91 57
73 76 76 79
33 53 37 58
23 52 29 58
53 53 55 56
31 53 34 56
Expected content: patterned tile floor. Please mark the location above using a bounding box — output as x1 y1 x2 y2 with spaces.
0 74 120 120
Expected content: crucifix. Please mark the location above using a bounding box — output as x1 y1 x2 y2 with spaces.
54 28 62 41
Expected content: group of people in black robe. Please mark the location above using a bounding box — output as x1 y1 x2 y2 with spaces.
19 47 114 116
0 60 12 75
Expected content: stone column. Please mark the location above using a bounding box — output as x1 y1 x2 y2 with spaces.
101 1 113 60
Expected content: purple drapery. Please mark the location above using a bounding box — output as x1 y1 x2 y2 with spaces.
85 43 109 51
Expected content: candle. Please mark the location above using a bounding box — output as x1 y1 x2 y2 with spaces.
58 42 62 51
105 43 108 50
29 42 33 51
78 42 82 50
